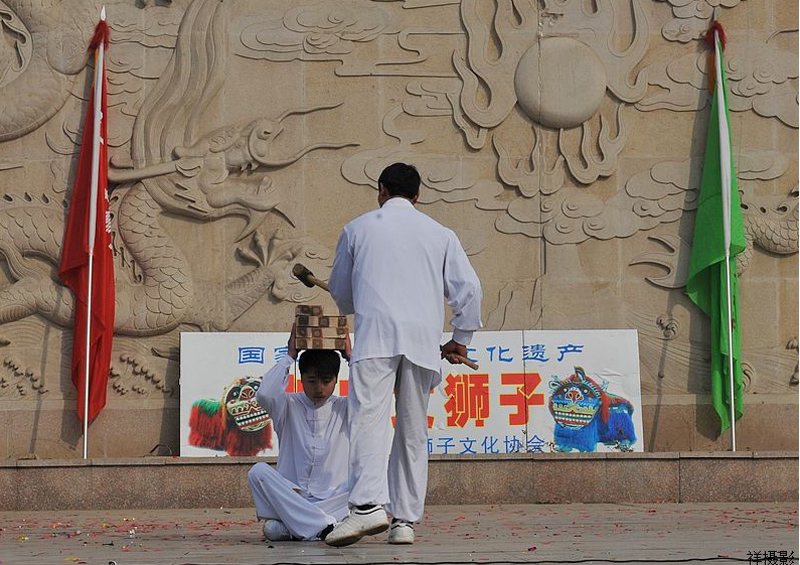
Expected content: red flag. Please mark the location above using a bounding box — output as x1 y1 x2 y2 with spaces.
59 20 114 424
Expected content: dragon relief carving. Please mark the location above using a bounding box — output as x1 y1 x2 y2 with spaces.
0 0 349 341
630 187 799 289
330 0 799 255
1 356 47 396
340 0 677 246
737 187 800 273
0 0 796 413
111 351 173 397
628 185 798 388
0 0 105 142
657 0 748 44
638 26 798 128
0 333 49 397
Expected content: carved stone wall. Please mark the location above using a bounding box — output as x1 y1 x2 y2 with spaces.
0 0 796 458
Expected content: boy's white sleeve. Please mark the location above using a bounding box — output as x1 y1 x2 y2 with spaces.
256 356 294 428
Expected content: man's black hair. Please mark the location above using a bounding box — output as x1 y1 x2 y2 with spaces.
378 162 420 200
298 349 341 378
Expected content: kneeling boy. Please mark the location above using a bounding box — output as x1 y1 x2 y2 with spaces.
248 327 349 541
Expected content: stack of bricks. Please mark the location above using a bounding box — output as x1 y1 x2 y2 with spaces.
295 305 349 350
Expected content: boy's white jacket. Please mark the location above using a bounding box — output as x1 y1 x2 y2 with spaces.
257 356 349 500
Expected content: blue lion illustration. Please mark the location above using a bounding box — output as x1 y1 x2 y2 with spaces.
548 367 636 452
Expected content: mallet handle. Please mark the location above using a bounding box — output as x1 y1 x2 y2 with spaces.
307 275 329 292
450 354 479 371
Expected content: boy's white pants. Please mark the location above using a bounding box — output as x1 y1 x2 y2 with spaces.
347 355 440 523
248 463 349 540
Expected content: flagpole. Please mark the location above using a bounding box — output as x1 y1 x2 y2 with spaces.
723 250 736 451
713 16 737 451
83 5 106 459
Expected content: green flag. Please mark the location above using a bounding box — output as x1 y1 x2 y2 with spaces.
686 26 746 435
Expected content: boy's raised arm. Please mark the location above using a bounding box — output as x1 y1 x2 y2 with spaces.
256 327 298 428
256 356 292 428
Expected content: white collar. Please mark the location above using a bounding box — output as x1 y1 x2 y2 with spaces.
381 197 414 209
298 393 332 409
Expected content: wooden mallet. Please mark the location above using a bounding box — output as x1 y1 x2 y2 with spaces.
292 262 479 370
292 263 329 292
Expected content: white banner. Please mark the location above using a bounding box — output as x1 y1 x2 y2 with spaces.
180 330 643 457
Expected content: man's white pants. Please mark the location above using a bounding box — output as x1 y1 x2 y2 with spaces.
248 463 349 540
348 355 440 523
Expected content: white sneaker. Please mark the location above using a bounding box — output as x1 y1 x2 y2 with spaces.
388 519 415 544
263 519 292 541
324 506 389 547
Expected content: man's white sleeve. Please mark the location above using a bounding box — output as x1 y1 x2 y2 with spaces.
256 356 293 429
329 228 355 315
443 230 483 346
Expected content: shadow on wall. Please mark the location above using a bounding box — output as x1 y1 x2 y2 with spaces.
650 66 713 450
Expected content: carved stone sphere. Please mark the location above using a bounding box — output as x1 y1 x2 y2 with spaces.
514 37 607 129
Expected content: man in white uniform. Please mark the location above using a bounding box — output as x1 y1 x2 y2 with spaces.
248 328 350 541
325 162 482 546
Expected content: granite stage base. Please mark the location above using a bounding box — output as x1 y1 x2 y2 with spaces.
1 452 796 511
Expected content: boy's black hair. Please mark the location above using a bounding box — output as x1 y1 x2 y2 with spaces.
378 162 420 200
298 349 341 378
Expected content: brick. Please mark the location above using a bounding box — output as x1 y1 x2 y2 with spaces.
295 314 348 330
311 316 349 328
312 327 347 338
294 337 347 351
297 326 348 338
295 305 323 316
293 307 347 349
294 315 329 327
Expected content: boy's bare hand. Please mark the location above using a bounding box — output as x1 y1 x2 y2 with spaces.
287 323 299 360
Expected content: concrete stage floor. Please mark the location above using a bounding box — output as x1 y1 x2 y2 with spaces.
0 503 796 565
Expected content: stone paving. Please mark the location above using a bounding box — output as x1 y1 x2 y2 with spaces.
0 503 797 565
